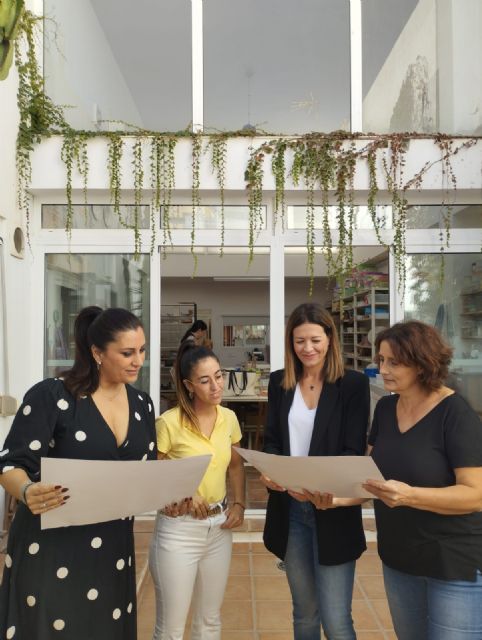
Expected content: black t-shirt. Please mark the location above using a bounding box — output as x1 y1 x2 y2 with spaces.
368 393 482 580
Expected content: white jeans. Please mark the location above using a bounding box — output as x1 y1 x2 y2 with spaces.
148 510 233 640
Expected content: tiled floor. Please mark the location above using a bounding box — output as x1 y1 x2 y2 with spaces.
135 519 395 640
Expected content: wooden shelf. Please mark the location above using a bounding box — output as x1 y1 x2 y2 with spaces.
340 286 390 372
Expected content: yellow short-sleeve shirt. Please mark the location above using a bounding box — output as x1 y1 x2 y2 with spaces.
155 405 242 504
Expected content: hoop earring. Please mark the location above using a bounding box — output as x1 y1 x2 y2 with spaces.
188 391 194 400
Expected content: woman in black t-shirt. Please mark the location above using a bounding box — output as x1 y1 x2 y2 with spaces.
363 320 482 640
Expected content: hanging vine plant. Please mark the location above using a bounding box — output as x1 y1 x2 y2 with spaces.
209 134 228 256
10 9 481 293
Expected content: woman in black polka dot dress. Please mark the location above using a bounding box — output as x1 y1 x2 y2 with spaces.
0 307 157 639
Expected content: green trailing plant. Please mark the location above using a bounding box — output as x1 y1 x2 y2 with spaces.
271 139 287 229
209 135 228 255
245 145 265 264
11 10 481 292
132 136 144 255
107 134 124 224
190 132 203 272
0 0 24 80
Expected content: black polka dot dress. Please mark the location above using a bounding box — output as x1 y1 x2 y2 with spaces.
0 378 157 639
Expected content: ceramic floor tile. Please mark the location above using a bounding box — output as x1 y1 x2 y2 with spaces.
221 600 254 631
352 599 382 631
134 514 395 638
256 600 293 630
253 575 291 599
355 552 383 575
251 542 270 554
229 553 250 575
224 575 252 600
370 599 394 630
251 553 285 575
135 531 153 553
248 518 266 532
357 574 387 599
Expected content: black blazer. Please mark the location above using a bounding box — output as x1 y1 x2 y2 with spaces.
263 368 370 565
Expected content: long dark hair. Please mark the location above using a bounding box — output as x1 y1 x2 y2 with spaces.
174 340 220 432
62 306 143 398
180 320 207 344
283 302 343 389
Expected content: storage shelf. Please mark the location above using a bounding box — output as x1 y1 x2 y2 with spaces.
340 286 390 372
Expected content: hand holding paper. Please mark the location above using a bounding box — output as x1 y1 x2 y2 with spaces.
235 447 384 498
41 455 212 529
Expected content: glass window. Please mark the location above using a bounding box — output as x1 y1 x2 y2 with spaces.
362 0 482 135
405 253 482 415
42 205 151 230
44 0 191 131
204 0 350 134
405 204 482 229
45 253 150 391
164 205 267 230
286 206 392 230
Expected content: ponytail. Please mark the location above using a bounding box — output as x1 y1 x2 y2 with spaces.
62 306 143 398
175 340 219 433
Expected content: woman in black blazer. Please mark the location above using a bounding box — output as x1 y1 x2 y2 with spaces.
262 302 370 640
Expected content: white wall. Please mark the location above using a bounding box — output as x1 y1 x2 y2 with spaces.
363 0 482 135
44 0 142 130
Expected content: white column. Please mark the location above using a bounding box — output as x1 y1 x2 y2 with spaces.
191 0 204 132
350 0 363 132
270 234 285 372
150 247 162 415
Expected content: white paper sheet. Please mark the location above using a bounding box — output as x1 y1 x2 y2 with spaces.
41 455 211 530
235 448 384 498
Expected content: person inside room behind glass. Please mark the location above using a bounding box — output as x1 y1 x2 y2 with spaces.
362 320 482 640
0 306 157 640
261 302 370 640
180 319 208 346
149 340 246 640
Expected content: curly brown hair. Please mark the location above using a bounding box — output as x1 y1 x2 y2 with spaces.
374 320 453 391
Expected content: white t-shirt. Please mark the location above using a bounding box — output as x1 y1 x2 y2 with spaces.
288 384 317 456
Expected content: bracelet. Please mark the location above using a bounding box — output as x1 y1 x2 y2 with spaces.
233 501 245 510
20 481 35 505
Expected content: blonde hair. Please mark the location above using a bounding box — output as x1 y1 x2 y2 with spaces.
283 303 344 390
174 341 220 433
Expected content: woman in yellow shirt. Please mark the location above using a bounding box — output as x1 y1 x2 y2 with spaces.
149 341 246 640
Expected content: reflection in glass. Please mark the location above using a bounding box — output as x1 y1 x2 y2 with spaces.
362 0 482 135
160 248 270 407
204 0 350 133
286 206 392 230
405 205 482 229
45 254 150 391
405 253 482 415
162 205 267 230
44 0 191 131
42 205 150 230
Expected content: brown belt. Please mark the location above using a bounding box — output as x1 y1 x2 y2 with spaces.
206 498 227 517
161 497 226 518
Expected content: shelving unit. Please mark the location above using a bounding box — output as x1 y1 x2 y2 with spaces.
339 287 389 371
460 289 482 342
160 303 197 392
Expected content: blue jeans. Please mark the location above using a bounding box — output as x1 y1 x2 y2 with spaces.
284 499 356 640
383 563 482 639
